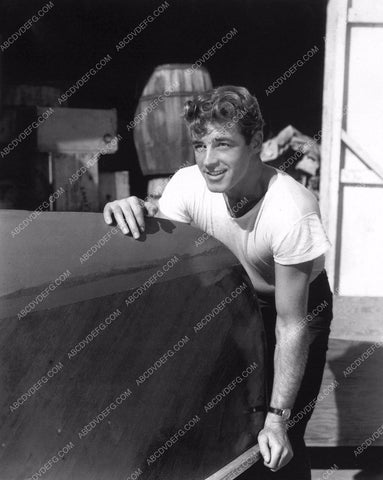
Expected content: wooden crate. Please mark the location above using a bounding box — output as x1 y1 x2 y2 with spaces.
1 107 119 211
37 107 117 154
99 171 130 206
37 107 118 212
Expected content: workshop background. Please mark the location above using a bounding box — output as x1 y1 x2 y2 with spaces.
0 0 382 479
0 0 325 211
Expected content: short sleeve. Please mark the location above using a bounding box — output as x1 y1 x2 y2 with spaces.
273 213 331 265
158 169 192 223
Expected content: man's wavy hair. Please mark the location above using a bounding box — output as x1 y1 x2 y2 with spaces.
183 85 264 144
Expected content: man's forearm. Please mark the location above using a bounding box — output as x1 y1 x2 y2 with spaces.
258 316 304 469
268 318 309 415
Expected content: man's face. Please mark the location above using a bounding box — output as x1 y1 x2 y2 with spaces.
191 122 258 194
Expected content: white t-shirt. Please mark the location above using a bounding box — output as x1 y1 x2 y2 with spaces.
158 165 331 294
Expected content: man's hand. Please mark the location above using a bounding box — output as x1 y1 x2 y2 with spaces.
257 416 293 471
103 196 158 239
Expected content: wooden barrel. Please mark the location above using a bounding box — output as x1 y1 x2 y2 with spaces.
133 64 212 176
0 210 265 480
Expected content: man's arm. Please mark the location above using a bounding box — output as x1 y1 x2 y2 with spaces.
257 260 313 472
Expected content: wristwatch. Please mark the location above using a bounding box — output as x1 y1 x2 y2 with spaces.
268 406 292 421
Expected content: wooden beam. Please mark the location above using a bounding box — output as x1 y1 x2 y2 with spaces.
320 0 349 292
341 129 383 181
348 7 383 24
340 168 383 185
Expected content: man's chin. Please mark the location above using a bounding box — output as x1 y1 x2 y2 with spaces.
205 182 228 193
202 172 231 193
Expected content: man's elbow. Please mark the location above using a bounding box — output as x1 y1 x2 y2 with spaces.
275 315 309 346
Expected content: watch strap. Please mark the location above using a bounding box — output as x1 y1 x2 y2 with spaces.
268 406 284 416
268 406 291 421
246 406 266 414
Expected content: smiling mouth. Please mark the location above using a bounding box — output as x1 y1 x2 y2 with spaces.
206 169 227 177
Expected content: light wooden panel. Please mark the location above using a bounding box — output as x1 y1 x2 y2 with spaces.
321 0 383 296
349 0 383 23
345 27 383 170
338 19 383 296
313 0 383 447
37 107 118 154
338 186 383 296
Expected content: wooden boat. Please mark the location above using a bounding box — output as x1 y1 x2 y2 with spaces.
0 210 266 480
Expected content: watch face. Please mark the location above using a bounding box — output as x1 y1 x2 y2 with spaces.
282 409 291 421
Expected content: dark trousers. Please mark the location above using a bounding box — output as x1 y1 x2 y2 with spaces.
239 270 333 480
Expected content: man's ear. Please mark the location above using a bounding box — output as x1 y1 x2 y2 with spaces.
251 131 263 151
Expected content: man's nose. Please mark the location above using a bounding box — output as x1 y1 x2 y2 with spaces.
204 145 218 167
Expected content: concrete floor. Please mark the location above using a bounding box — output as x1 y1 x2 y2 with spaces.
312 469 360 480
310 448 383 480
312 470 383 479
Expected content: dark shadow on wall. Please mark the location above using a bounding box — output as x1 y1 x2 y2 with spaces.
309 340 383 478
310 447 383 479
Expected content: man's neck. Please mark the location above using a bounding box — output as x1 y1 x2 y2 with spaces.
224 163 276 218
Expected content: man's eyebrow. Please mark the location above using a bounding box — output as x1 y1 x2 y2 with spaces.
213 136 233 142
191 139 204 144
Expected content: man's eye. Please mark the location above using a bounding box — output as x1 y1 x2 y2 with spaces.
218 142 230 148
194 144 205 152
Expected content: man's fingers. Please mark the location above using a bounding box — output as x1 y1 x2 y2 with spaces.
268 444 283 471
119 202 141 239
276 446 293 471
144 200 158 217
257 434 270 464
111 205 130 235
257 424 293 472
102 197 154 238
129 198 146 232
103 204 113 225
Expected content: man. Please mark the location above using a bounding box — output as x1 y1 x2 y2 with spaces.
103 86 333 479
